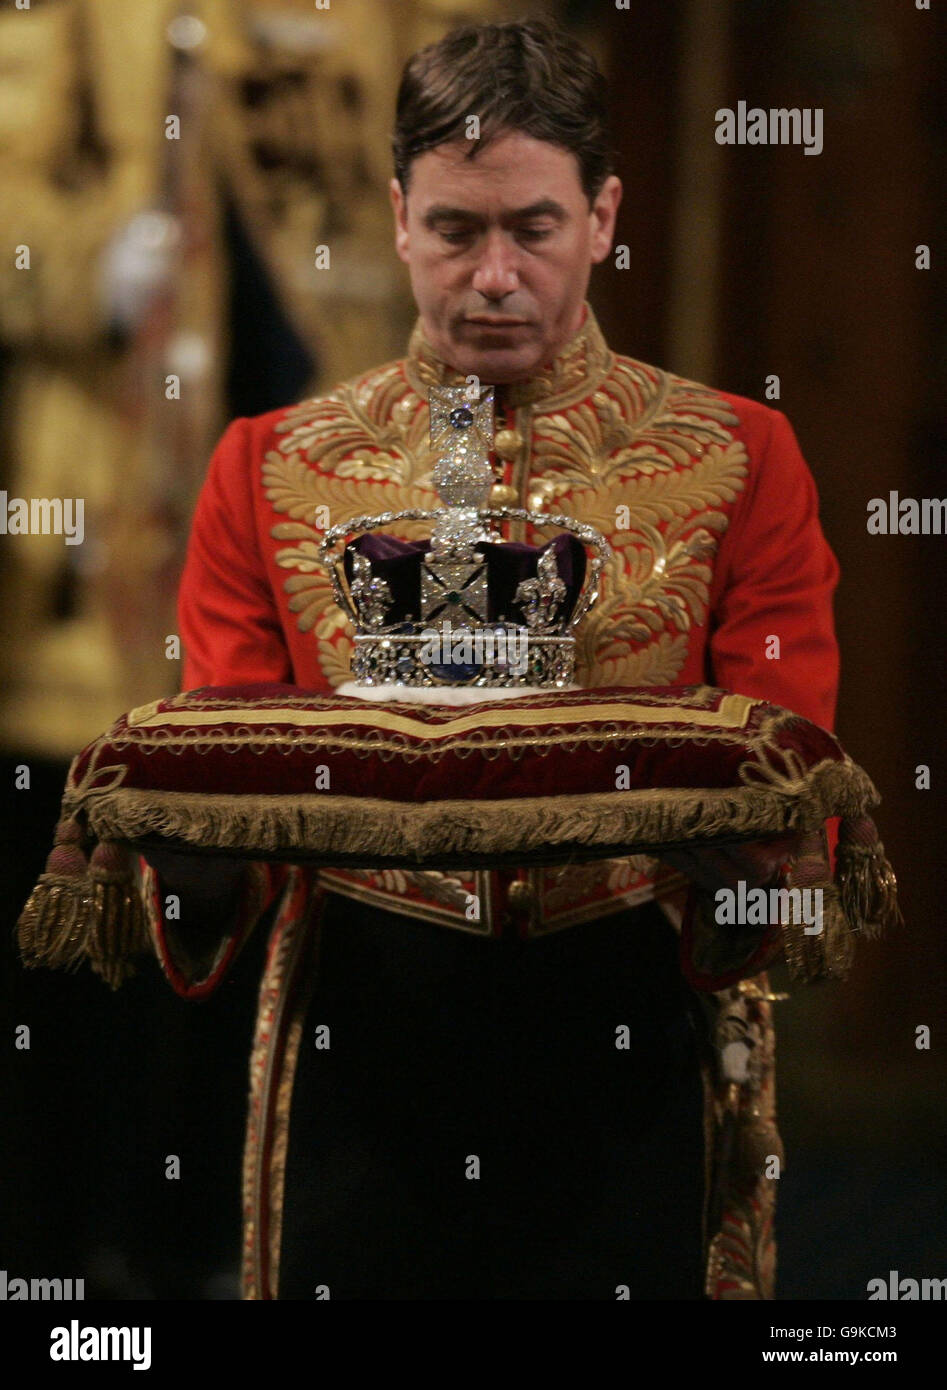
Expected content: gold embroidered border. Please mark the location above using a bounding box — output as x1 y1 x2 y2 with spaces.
243 871 322 1300
704 979 780 1299
317 865 688 940
98 723 769 764
97 701 811 772
134 685 726 718
530 872 689 935
126 692 757 736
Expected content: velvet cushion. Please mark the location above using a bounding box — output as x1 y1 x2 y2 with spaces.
54 682 873 867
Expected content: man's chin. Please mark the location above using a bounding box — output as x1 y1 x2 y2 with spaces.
444 339 546 384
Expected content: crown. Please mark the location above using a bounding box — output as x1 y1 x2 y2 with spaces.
318 385 611 688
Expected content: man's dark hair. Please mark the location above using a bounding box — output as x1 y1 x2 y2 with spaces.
392 19 615 205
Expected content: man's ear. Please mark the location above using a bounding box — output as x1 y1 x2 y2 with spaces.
390 178 410 263
588 175 623 265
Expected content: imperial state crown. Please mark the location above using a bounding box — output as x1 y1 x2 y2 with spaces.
317 385 611 688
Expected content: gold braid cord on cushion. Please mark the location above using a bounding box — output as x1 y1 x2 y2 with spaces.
16 684 901 986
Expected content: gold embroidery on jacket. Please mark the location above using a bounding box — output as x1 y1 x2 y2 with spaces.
531 359 739 485
318 867 493 936
275 362 434 485
263 309 748 693
263 372 438 683
567 443 748 686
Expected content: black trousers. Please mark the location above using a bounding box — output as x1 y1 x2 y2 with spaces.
280 893 708 1299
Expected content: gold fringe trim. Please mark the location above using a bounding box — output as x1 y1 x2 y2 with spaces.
76 756 879 866
19 746 893 988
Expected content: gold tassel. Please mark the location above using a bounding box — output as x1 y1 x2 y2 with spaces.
17 821 148 990
836 816 904 940
779 828 854 982
782 885 855 984
17 814 94 971
85 841 150 988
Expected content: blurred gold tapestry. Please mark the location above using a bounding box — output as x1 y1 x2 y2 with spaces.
0 0 517 757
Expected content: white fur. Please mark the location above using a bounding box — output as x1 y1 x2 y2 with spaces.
335 681 577 706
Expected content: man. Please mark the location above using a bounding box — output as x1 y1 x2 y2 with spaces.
158 19 839 1299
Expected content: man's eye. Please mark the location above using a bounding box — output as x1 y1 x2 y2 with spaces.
439 229 475 244
518 226 553 242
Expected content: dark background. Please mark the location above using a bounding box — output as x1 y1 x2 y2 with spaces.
2 0 945 1299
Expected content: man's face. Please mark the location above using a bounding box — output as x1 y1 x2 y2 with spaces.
389 129 622 382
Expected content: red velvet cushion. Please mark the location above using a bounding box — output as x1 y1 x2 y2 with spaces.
63 682 872 869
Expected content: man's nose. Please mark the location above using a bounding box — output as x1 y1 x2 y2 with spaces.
470 231 520 299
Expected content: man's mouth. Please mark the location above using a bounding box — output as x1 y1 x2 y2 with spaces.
464 316 529 328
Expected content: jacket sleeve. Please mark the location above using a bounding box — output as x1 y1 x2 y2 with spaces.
675 407 843 989
706 407 840 734
141 416 302 999
178 416 293 690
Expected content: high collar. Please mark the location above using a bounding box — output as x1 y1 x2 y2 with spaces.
403 302 613 412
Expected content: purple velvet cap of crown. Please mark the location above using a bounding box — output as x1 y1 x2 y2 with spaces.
342 532 586 627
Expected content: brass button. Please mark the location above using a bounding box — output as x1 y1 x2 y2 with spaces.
507 880 536 916
494 427 524 461
489 483 518 507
